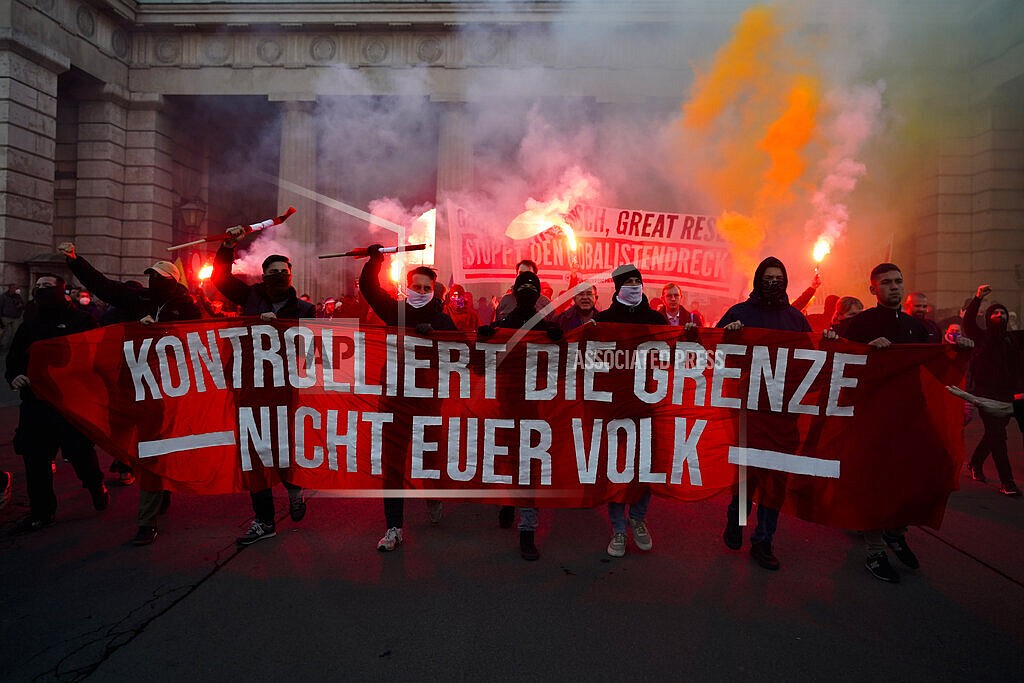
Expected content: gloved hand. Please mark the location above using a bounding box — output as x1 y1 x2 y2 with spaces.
415 323 433 335
367 243 384 257
477 324 496 340
546 326 563 342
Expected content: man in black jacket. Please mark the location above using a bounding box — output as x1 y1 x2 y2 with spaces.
479 270 564 560
962 284 1023 497
359 244 457 551
843 262 973 582
593 264 666 558
5 273 109 532
717 256 812 571
60 241 202 545
214 226 317 545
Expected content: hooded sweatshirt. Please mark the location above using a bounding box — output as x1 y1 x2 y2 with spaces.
715 257 811 332
962 297 1024 401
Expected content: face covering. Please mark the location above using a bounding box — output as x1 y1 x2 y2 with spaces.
405 289 433 309
616 284 643 307
262 272 292 297
515 288 540 311
759 279 787 306
452 296 465 309
34 287 65 310
149 274 177 300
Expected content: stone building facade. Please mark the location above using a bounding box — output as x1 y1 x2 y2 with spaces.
0 0 1021 311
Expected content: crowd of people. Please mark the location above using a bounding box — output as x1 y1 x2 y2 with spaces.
2 228 1022 586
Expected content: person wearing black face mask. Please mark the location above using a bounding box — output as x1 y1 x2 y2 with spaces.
5 274 109 532
59 241 202 546
962 284 1024 497
478 270 564 559
213 226 316 545
716 256 813 572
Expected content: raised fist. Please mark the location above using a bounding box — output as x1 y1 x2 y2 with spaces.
58 242 77 260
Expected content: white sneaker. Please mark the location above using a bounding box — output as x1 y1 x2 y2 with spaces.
426 499 443 525
377 526 403 552
607 532 627 557
629 518 653 551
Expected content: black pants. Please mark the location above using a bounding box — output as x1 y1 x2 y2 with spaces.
14 398 103 519
251 481 302 525
971 412 1016 485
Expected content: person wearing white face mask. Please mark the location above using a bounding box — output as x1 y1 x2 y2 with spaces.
593 264 668 558
359 243 458 552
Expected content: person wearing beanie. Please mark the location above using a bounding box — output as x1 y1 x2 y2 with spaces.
961 285 1024 497
59 241 201 547
359 244 457 552
716 256 812 572
592 265 666 558
213 226 317 547
5 273 108 533
842 263 974 583
479 269 564 560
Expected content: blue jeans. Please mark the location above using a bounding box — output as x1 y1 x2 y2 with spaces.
727 494 778 544
608 490 651 533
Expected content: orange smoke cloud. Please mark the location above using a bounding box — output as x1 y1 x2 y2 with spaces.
675 5 822 278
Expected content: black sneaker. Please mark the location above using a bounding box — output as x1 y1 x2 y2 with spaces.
519 530 540 561
999 482 1022 497
132 526 157 546
967 463 986 483
723 520 742 550
12 515 55 534
498 506 515 529
749 540 780 570
289 494 307 522
883 533 920 570
237 520 276 546
865 552 900 582
90 484 110 511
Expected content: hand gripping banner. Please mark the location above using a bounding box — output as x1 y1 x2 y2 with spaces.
28 320 967 530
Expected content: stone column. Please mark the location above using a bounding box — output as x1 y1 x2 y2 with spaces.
434 100 474 283
123 93 175 279
73 83 128 278
0 34 68 287
273 96 318 298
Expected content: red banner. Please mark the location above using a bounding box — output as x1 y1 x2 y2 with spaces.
446 201 734 295
29 320 967 530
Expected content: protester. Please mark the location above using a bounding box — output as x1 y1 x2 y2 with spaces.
656 283 697 327
806 294 841 332
961 285 1023 496
593 264 668 558
842 262 974 582
476 296 495 325
479 271 564 560
717 256 815 571
790 271 822 312
444 284 480 332
359 243 457 551
554 284 599 332
4 273 109 532
60 241 202 545
904 292 942 343
495 260 552 320
830 296 863 334
214 225 317 545
0 283 26 350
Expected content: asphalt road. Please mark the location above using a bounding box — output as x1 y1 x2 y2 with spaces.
1 405 1022 682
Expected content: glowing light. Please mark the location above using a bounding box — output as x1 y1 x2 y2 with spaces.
812 237 831 263
560 223 578 252
390 259 403 284
198 264 213 280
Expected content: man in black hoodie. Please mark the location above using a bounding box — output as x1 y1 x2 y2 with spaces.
842 262 973 582
962 284 1023 497
716 256 812 571
479 270 564 560
593 264 667 558
214 227 317 545
60 241 202 546
360 244 457 552
5 273 109 532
